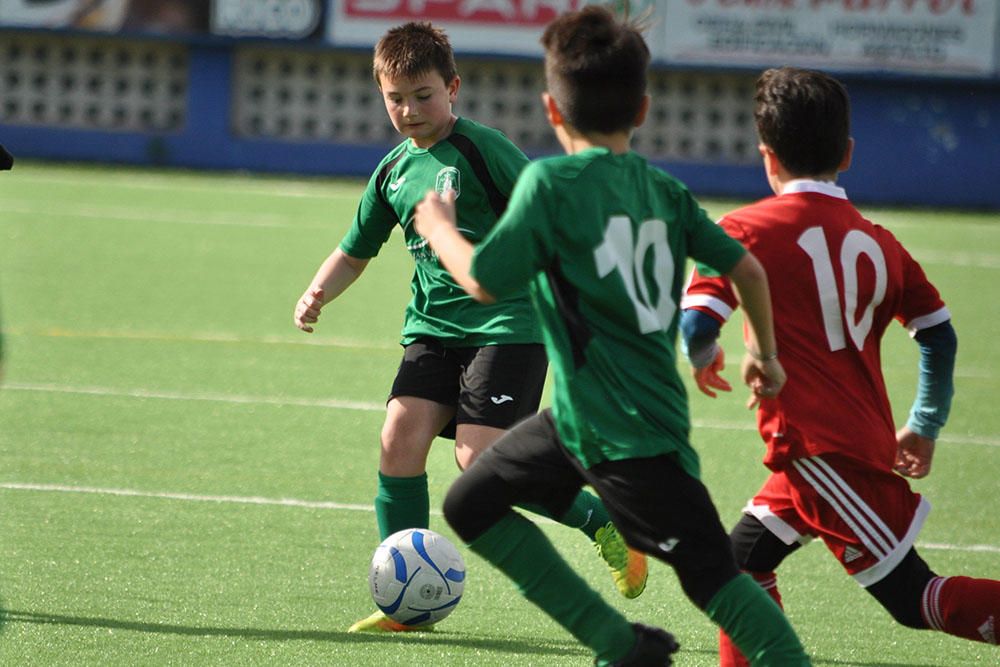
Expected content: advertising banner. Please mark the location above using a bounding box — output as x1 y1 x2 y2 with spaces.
0 0 209 35
325 0 586 55
211 0 325 39
658 0 998 77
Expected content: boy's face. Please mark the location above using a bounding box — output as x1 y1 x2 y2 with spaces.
379 70 459 149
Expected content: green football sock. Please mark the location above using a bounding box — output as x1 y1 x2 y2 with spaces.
374 472 429 540
520 489 610 541
469 512 635 664
706 573 811 666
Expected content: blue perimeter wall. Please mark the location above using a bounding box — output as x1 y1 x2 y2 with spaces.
2 39 999 210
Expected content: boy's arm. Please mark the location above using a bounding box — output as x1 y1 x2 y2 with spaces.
680 309 731 398
725 253 785 404
413 190 496 304
293 248 370 333
894 320 957 478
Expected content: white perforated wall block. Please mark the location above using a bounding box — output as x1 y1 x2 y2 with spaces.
233 46 759 164
0 33 188 132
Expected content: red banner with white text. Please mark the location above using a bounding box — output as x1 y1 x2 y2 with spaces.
326 0 586 55
657 0 998 76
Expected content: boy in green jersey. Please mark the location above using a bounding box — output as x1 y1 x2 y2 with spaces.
292 22 647 633
414 7 811 665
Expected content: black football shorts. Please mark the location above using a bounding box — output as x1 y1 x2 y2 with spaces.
389 338 547 439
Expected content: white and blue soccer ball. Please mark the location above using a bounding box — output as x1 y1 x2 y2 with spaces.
368 528 466 627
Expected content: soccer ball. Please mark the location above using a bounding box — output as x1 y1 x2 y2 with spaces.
368 528 466 627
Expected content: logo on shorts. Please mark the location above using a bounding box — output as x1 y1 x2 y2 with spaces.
490 394 514 405
978 616 996 644
843 546 864 563
436 167 460 199
658 537 680 553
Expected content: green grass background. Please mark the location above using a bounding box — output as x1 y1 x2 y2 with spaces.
1 162 997 665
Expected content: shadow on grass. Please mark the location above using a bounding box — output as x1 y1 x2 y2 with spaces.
2 610 955 665
2 609 588 658
810 660 947 667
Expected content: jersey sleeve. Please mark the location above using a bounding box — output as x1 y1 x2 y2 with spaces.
338 171 399 259
880 227 950 335
686 199 747 276
483 130 529 197
471 162 554 299
680 214 746 323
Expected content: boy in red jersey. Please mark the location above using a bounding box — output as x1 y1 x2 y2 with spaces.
681 67 1000 664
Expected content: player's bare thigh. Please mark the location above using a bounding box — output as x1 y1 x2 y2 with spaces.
454 423 506 470
379 396 455 476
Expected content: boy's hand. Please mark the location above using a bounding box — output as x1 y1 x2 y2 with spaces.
294 287 325 333
741 354 785 409
692 347 732 398
894 426 935 478
414 189 457 240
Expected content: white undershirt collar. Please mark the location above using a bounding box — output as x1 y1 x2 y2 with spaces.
780 179 848 200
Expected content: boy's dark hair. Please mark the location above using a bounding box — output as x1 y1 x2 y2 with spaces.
541 5 649 134
373 22 457 88
754 67 850 176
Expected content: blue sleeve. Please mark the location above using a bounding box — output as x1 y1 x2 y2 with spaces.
906 320 957 440
680 309 722 368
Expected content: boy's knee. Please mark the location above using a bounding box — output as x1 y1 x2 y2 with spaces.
866 549 936 629
443 462 511 544
442 478 475 541
673 550 742 609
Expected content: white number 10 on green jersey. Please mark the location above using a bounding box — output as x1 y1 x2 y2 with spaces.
594 216 676 334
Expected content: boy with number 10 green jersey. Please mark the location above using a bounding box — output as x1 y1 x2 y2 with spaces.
472 148 746 476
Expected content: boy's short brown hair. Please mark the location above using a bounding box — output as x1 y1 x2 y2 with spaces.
754 67 851 177
541 5 649 135
373 22 458 87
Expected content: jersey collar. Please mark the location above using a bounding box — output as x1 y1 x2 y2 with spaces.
780 179 848 200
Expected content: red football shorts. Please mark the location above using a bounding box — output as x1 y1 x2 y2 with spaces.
743 454 930 587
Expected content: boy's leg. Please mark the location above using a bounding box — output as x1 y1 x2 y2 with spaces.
350 342 458 633
445 411 676 665
455 344 647 598
919 575 1000 644
584 455 810 666
457 423 610 539
375 395 454 538
867 549 1000 645
373 339 460 540
719 513 800 667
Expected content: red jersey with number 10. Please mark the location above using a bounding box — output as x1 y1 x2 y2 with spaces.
682 181 949 472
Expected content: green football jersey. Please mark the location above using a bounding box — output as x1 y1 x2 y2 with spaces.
471 147 746 476
340 117 541 347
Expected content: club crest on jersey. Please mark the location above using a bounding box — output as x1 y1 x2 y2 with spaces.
436 167 460 199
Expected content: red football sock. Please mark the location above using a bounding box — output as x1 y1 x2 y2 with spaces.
719 572 783 667
922 576 1000 645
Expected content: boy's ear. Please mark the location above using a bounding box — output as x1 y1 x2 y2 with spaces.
633 95 651 128
839 137 854 173
542 92 563 128
447 76 461 103
759 143 781 177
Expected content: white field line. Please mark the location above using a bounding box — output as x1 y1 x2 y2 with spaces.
4 327 400 351
2 200 321 229
2 482 995 555
2 171 361 199
0 482 386 514
688 416 1000 448
4 382 384 412
1 328 987 377
5 381 1000 449
909 249 1000 271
